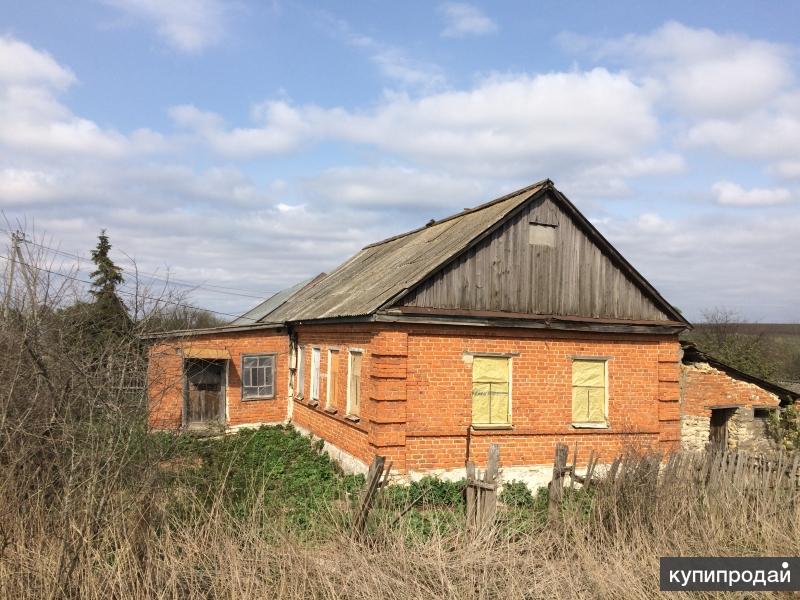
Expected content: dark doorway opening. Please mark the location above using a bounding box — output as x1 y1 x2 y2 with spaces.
709 408 735 451
184 359 225 429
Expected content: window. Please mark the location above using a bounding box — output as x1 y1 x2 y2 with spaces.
754 407 773 420
326 349 340 409
347 350 363 417
472 356 511 426
241 354 275 399
572 359 607 425
296 346 304 397
310 347 321 401
529 222 557 247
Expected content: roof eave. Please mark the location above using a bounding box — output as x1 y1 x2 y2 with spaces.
140 321 285 341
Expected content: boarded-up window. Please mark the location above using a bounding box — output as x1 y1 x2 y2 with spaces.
296 346 304 397
310 347 321 400
242 354 275 399
529 222 557 246
572 359 606 423
348 351 363 416
472 356 510 425
327 349 340 409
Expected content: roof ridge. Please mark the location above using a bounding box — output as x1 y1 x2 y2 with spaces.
362 178 552 250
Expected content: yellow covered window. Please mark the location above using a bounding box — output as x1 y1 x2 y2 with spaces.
472 356 511 425
572 359 607 424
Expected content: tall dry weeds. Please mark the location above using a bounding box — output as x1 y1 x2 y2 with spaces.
1 236 798 599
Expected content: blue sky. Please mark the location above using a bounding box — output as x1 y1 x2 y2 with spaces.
1 1 798 322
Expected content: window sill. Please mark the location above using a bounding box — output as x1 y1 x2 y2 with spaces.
324 407 338 415
571 422 609 429
242 396 275 402
471 423 513 430
307 400 319 408
344 414 360 423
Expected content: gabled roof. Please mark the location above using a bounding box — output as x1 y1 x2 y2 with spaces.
261 179 687 327
265 180 551 322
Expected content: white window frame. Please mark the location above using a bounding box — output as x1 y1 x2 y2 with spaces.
326 348 340 409
346 349 364 417
310 347 321 401
295 345 304 398
571 357 610 429
241 353 276 400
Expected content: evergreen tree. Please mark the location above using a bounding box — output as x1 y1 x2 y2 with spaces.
88 230 130 333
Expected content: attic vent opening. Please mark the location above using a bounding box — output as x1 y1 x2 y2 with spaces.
529 222 558 247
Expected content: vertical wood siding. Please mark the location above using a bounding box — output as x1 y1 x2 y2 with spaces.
400 194 671 321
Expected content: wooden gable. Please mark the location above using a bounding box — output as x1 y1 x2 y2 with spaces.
395 190 681 323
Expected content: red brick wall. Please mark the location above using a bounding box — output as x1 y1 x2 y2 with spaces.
147 322 682 475
682 362 780 418
290 324 374 467
147 328 289 429
404 326 681 471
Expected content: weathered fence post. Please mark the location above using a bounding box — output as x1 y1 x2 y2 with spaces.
354 455 387 537
548 443 569 518
465 461 477 525
465 444 500 530
482 444 500 525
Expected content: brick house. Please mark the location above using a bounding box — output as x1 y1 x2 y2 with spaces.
145 179 791 482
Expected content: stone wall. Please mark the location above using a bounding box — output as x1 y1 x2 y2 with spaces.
680 414 711 451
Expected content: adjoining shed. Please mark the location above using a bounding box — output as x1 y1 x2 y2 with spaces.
680 342 799 452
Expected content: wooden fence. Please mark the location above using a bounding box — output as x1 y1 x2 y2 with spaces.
465 444 500 530
548 442 800 516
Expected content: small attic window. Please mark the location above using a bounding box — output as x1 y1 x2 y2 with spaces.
529 222 557 247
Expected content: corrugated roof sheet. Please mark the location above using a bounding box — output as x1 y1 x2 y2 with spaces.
265 180 549 322
230 274 325 325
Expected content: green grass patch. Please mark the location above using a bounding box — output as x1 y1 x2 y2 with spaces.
157 425 364 531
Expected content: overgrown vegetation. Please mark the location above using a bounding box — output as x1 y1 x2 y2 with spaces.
2 232 800 598
767 404 800 451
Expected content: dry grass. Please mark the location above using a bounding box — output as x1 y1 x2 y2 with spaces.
2 439 799 599
0 262 798 599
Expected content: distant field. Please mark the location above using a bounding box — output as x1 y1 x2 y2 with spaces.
691 323 800 336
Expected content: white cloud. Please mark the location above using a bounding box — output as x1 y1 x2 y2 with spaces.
0 36 166 159
318 13 445 90
563 21 800 184
686 111 800 168
602 211 800 321
564 153 685 197
369 47 446 89
304 166 488 209
440 3 498 38
562 21 793 118
0 168 60 204
174 69 659 178
101 0 229 53
0 36 75 88
711 181 793 207
169 101 314 155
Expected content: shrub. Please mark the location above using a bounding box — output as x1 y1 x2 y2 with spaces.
767 405 800 451
500 480 535 508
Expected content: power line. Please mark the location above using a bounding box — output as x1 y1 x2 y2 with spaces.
1 231 277 299
0 253 259 323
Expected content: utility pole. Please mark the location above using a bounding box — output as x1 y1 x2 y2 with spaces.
2 230 23 319
2 230 37 319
